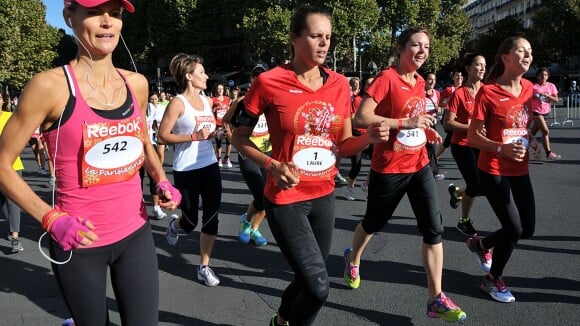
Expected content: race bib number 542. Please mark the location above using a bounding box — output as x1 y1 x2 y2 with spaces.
82 119 144 187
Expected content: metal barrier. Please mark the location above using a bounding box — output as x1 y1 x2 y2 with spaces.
562 94 580 127
547 94 579 128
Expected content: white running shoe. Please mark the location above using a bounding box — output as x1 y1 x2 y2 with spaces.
166 215 179 245
197 265 220 286
153 205 167 220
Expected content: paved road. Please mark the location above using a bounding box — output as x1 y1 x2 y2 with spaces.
1 126 579 325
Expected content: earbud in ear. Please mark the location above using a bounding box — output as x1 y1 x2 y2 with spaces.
66 18 72 28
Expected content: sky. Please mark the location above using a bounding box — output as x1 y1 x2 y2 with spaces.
42 0 72 34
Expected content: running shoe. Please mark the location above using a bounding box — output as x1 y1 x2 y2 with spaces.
153 205 167 220
480 274 515 303
226 157 233 168
345 187 355 201
239 213 251 243
48 176 56 186
434 173 446 182
335 173 347 185
546 152 562 161
426 292 467 322
62 318 76 326
456 217 477 237
270 314 289 326
218 159 223 168
467 237 492 272
250 229 268 246
361 181 368 194
343 248 360 289
166 214 179 246
197 265 220 286
11 238 23 253
448 184 461 209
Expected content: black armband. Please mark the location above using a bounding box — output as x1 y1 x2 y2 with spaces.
233 100 259 128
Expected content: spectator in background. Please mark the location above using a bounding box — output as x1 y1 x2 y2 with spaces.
0 91 24 253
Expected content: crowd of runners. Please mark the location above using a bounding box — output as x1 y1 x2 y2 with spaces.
0 1 564 325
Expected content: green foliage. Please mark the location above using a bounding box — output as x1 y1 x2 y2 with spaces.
242 5 292 63
529 0 580 66
0 0 59 89
471 15 529 68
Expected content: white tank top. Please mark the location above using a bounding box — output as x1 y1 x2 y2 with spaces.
172 94 218 171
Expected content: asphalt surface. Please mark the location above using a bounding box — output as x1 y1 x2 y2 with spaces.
1 126 579 326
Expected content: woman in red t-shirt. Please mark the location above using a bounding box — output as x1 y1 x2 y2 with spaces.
343 27 466 322
467 36 540 304
444 53 487 238
231 6 388 326
212 83 233 168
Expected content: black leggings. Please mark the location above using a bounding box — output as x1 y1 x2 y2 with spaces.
173 163 221 235
450 144 483 197
215 127 231 149
49 223 158 326
479 171 535 278
238 152 269 211
139 167 157 198
362 166 443 245
265 194 335 326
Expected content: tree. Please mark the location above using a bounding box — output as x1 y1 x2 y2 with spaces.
0 0 59 89
470 15 529 69
529 0 580 67
366 0 470 73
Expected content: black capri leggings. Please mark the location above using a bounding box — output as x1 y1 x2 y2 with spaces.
173 163 222 235
450 144 483 197
362 165 444 245
479 171 535 278
49 223 159 326
215 126 231 149
265 194 335 325
238 152 269 211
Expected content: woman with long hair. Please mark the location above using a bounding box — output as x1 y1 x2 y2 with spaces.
444 53 487 239
0 1 181 324
467 36 540 303
343 27 467 322
231 6 387 325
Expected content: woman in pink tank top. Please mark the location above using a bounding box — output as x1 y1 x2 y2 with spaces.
0 1 181 325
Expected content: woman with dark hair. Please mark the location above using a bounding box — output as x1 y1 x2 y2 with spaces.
343 26 467 322
213 83 233 168
0 1 181 324
467 36 540 303
158 53 223 287
223 63 270 246
231 6 388 325
436 69 463 160
444 53 487 239
530 67 560 160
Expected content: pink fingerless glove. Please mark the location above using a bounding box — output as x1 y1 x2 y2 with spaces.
156 180 182 205
49 215 91 251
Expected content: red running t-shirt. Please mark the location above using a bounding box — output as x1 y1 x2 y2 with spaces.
366 67 429 174
448 86 476 146
472 79 533 176
213 96 231 126
243 64 351 204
